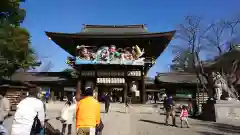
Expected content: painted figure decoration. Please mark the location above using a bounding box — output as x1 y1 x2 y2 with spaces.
74 45 145 65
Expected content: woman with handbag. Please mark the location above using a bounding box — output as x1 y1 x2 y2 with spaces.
58 95 75 135
11 88 45 135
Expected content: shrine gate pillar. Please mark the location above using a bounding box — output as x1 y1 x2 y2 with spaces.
76 79 82 96
124 83 128 103
140 67 146 103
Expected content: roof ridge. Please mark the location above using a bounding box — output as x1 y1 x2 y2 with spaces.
157 72 196 75
83 24 146 28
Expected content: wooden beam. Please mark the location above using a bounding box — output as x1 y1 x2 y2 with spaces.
76 80 81 96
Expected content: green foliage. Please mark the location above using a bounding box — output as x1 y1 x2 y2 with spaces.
0 0 26 24
62 68 79 78
0 0 37 78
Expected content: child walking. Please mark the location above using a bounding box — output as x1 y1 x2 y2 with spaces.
180 105 190 128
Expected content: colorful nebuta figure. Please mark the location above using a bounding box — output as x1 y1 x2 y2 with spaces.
109 45 121 61
116 48 125 64
76 45 90 60
88 49 96 60
109 45 117 53
66 56 75 66
132 45 145 59
80 47 90 60
122 47 133 60
94 46 110 62
76 45 81 59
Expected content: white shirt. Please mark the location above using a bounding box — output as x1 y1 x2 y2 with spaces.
73 96 77 104
60 103 76 124
11 97 45 135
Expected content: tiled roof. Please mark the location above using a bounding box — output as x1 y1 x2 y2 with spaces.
82 24 148 34
45 27 175 58
10 72 67 82
155 72 207 84
204 46 240 70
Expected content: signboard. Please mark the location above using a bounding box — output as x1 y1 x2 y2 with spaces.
176 89 192 95
135 91 140 97
127 71 141 76
64 87 75 92
176 94 192 98
97 71 124 77
97 78 125 84
80 70 141 77
80 71 95 76
112 88 123 91
74 45 145 65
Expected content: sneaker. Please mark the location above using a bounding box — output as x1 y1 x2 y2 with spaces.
173 125 178 127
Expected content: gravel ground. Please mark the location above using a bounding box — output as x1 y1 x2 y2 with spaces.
4 102 240 135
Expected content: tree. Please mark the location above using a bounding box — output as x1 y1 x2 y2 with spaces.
61 68 79 79
0 0 26 26
0 0 37 78
172 16 240 99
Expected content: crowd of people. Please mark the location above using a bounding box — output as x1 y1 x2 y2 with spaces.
0 86 104 135
0 86 195 135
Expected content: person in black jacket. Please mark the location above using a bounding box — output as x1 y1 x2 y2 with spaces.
165 95 177 127
104 93 111 113
163 97 168 113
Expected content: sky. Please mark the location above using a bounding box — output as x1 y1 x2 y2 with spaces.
20 0 240 78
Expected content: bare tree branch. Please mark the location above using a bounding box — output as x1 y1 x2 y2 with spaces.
172 15 240 97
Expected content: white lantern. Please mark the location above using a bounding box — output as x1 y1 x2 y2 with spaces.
97 78 100 83
107 78 111 84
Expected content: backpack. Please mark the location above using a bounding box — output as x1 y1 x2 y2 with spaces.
30 112 42 135
96 119 104 135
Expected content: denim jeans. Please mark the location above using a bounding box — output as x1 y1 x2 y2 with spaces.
0 124 7 135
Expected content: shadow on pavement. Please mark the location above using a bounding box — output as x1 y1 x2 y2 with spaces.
198 123 240 134
139 119 165 125
152 104 159 108
197 131 224 135
160 112 181 117
139 112 153 114
115 111 126 113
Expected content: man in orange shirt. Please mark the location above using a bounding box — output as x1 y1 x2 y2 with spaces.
76 87 101 135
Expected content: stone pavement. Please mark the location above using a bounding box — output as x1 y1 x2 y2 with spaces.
45 102 240 135
4 102 240 135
